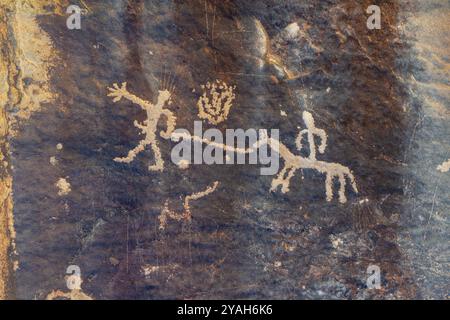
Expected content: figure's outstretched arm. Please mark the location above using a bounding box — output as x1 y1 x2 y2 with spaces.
160 109 176 139
107 82 151 110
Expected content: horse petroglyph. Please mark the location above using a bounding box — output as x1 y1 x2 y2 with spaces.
108 78 357 204
107 82 176 171
257 111 358 203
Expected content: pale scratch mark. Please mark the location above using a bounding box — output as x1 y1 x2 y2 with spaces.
204 0 209 39
80 0 91 13
425 174 441 240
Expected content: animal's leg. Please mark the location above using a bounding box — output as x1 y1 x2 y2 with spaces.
281 167 297 193
148 140 164 171
114 140 147 163
346 170 358 194
325 173 333 202
160 109 176 139
270 165 289 192
338 173 347 204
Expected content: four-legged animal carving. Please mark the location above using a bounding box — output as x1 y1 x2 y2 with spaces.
256 113 358 204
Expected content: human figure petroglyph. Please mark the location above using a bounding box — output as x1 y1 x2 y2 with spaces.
107 82 176 171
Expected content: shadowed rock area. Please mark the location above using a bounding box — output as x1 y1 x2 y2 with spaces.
0 0 448 299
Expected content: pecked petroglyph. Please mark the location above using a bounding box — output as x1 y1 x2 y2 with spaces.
107 82 176 172
46 288 93 300
256 111 358 203
251 18 298 80
437 159 450 173
3 0 60 135
171 131 255 154
55 177 71 196
158 181 219 230
197 80 236 125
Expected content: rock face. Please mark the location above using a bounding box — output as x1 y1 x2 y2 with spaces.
0 0 448 299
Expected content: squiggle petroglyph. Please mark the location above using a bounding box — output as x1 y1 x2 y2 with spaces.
256 111 358 203
158 181 219 230
107 82 176 171
197 80 236 125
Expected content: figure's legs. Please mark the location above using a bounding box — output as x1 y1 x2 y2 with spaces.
114 140 147 163
148 140 164 171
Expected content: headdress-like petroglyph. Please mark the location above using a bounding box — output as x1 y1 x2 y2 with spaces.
107 82 176 171
158 181 219 230
256 111 358 203
197 80 236 125
296 111 327 160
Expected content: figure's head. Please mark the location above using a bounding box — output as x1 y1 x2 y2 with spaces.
302 111 315 127
158 89 172 105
